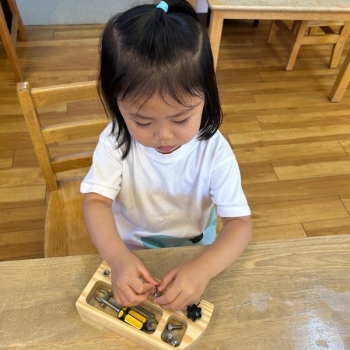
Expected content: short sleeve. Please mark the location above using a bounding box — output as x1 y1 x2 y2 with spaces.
210 148 251 218
80 123 123 200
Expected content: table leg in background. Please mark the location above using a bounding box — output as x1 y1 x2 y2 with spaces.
208 10 225 71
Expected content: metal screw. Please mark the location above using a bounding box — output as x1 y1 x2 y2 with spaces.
166 332 174 342
167 324 183 331
102 270 110 277
163 331 180 347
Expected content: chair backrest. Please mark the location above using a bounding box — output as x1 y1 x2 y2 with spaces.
17 81 109 191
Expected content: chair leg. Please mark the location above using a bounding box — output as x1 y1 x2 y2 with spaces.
329 48 350 102
0 3 23 81
329 21 350 68
267 20 277 44
285 20 309 71
267 19 350 72
308 26 318 35
7 0 27 42
291 21 300 36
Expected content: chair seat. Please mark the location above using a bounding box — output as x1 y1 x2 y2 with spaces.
45 178 98 257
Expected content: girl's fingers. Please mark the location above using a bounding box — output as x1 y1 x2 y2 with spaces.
114 285 151 306
154 281 180 305
139 269 159 287
115 277 156 306
132 280 155 295
157 268 178 292
157 291 193 311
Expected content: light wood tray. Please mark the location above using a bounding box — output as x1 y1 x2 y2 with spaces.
76 261 214 349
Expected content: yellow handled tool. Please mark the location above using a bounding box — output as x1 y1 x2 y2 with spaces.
95 289 158 332
117 307 147 330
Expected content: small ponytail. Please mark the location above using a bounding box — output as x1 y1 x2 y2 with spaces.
156 1 169 12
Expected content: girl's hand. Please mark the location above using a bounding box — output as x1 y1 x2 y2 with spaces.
154 259 210 310
109 250 159 306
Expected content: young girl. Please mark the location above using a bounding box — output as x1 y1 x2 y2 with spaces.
81 0 252 311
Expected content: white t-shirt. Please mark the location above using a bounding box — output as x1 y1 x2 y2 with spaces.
81 123 251 249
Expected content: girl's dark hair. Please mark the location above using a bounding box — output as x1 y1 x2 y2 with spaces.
98 0 222 158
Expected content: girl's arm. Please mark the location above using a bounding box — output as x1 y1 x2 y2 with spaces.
155 215 252 310
82 192 158 305
195 215 252 277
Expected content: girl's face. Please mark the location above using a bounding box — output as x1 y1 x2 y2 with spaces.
118 94 204 154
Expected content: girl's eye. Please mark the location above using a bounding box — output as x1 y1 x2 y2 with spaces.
174 117 190 126
135 122 151 128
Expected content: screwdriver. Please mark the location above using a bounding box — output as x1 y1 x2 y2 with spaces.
95 290 147 330
118 305 147 330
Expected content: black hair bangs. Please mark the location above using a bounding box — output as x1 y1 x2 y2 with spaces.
98 1 222 158
116 55 205 108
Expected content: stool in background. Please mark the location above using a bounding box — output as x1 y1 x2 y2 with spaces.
267 20 350 71
0 0 27 81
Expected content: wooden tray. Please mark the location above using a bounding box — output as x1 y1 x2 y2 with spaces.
76 261 214 349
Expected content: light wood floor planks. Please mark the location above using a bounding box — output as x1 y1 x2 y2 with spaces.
1 20 350 261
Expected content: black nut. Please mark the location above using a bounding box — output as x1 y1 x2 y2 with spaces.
186 304 202 322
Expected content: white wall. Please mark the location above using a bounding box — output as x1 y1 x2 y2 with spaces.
197 0 208 13
17 0 151 25
17 0 208 25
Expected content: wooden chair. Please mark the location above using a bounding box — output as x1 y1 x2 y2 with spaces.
329 48 350 102
267 20 350 71
0 0 27 81
17 81 109 257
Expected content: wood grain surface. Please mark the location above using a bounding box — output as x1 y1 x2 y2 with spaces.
0 235 349 349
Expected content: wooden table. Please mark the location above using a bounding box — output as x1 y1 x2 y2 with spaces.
207 0 350 70
1 235 350 349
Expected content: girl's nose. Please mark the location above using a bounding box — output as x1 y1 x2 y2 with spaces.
155 125 173 141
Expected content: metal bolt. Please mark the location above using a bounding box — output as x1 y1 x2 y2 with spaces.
153 287 161 298
167 324 183 331
102 270 110 277
163 331 180 347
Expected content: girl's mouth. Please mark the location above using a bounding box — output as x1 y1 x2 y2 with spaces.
156 145 178 154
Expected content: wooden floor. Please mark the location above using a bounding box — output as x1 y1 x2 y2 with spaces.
1 20 350 261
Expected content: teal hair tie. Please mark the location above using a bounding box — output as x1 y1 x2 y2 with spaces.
156 1 168 13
